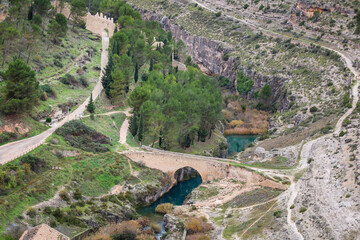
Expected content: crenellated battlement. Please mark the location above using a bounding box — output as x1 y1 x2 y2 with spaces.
86 12 116 37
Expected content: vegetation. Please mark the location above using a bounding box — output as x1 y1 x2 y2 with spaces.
99 3 223 150
155 203 173 213
0 59 40 114
55 120 110 153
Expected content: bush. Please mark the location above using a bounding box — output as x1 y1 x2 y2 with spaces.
185 218 213 234
309 106 318 113
79 76 89 87
222 53 230 61
155 203 173 214
53 59 63 68
55 120 110 153
299 207 307 213
40 84 56 98
59 190 70 202
26 207 37 218
150 223 161 233
215 12 221 17
44 206 52 214
20 155 46 173
46 117 52 123
73 188 82 200
0 131 18 144
243 4 249 9
273 210 282 218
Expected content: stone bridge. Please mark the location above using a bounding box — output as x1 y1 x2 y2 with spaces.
124 148 285 189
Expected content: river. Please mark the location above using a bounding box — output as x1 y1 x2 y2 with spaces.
226 135 257 156
137 175 202 239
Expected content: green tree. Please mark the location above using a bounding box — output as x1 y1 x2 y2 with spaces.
32 14 43 26
33 0 51 15
149 58 154 71
237 71 254 95
0 59 40 114
0 23 20 66
355 11 360 34
138 111 144 142
47 20 62 45
128 87 150 112
70 0 87 29
134 62 139 83
87 93 95 114
129 110 138 136
55 13 68 36
102 55 113 97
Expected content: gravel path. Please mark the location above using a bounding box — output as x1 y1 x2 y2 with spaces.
0 31 109 165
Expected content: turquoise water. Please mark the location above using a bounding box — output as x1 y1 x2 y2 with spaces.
137 176 202 239
226 135 257 156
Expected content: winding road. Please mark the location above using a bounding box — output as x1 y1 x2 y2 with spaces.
0 31 109 165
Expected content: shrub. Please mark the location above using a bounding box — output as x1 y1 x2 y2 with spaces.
222 53 230 61
273 210 282 218
20 155 46 173
46 117 52 123
53 59 63 68
73 188 82 200
79 76 89 87
186 218 203 233
59 190 70 202
185 218 213 234
150 223 161 233
309 106 318 113
40 84 56 98
243 4 249 9
339 131 346 137
55 120 110 153
215 12 221 17
299 207 307 213
44 206 52 214
0 131 17 144
26 207 37 218
290 204 295 209
155 203 173 214
137 217 150 228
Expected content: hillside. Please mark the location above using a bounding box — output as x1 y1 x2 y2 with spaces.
0 0 359 240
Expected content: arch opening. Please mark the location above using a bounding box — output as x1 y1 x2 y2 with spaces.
174 166 202 184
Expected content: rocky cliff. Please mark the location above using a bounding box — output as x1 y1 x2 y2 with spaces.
137 9 290 112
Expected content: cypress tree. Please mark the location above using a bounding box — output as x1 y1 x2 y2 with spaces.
101 55 113 97
87 93 95 114
170 53 172 63
149 58 153 71
28 5 34 20
138 111 143 142
129 111 138 136
134 62 139 83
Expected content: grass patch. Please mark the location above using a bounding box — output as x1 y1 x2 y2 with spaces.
222 187 282 209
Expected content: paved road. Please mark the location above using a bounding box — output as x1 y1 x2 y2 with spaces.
0 32 109 165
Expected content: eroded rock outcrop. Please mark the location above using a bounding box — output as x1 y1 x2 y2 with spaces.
136 10 290 112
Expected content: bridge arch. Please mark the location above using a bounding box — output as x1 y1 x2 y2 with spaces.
174 166 203 183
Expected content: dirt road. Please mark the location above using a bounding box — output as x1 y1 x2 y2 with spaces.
0 31 109 165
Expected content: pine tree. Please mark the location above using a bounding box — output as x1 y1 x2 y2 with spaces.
138 111 144 142
102 55 113 97
129 111 138 136
134 62 139 83
0 58 40 114
87 93 95 114
149 58 153 71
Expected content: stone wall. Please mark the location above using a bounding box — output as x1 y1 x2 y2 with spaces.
52 0 115 38
86 12 115 38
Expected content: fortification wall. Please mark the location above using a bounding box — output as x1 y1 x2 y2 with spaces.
51 0 115 37
86 12 115 38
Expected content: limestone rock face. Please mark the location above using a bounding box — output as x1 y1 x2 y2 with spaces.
136 10 290 112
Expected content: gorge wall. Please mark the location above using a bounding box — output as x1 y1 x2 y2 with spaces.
137 9 290 112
